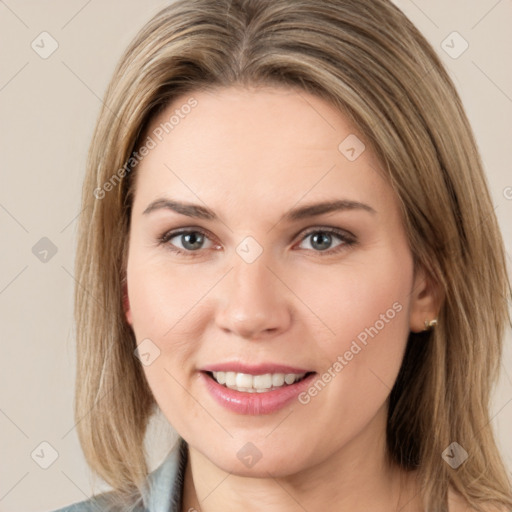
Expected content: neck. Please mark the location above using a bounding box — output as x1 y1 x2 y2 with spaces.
181 404 421 512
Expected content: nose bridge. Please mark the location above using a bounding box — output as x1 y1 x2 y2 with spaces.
215 249 291 339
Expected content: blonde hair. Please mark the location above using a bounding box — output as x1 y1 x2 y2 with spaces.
74 0 512 510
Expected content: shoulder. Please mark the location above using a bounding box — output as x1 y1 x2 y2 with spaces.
50 438 187 512
49 491 134 512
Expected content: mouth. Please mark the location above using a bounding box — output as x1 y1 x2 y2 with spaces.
204 370 315 393
200 368 318 414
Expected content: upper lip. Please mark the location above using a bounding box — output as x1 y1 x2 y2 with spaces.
201 362 314 375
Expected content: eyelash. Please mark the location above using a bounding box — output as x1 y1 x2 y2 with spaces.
157 226 357 257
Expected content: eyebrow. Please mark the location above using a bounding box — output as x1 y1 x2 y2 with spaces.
142 197 376 222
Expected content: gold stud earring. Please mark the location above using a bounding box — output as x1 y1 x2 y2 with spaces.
424 318 438 331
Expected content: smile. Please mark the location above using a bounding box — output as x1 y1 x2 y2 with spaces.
210 371 309 392
200 369 317 415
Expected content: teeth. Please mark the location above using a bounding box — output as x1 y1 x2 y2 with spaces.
272 373 285 387
211 371 307 392
284 374 297 384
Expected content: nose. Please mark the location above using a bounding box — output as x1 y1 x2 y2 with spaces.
214 255 292 340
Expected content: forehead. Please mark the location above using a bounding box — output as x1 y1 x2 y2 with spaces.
133 86 392 217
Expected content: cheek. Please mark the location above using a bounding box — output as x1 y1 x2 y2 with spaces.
292 247 412 343
126 249 207 342
289 246 410 369
127 236 413 371
126 255 199 411
294 249 413 424
287 259 412 462
126 253 208 428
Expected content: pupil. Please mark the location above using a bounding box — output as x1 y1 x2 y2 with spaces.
312 232 331 251
183 232 203 250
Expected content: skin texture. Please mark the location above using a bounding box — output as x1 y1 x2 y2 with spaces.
124 86 441 511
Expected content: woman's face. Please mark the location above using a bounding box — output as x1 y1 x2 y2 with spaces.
125 86 435 476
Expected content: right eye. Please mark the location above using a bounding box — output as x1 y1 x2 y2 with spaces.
158 228 217 256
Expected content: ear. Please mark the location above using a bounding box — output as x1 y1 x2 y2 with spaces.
122 282 133 326
409 264 442 333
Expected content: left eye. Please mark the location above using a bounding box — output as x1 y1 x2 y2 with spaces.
158 227 355 256
297 228 352 253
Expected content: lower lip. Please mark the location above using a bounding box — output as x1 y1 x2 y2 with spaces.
200 371 317 415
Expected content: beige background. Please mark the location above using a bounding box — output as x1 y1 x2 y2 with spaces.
0 1 511 511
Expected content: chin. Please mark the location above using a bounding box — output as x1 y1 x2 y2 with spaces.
196 437 317 479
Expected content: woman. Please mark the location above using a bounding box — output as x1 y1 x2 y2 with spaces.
54 0 512 511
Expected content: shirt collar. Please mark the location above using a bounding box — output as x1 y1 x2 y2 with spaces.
142 436 188 512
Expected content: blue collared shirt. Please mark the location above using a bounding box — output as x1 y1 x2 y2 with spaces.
52 437 188 512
